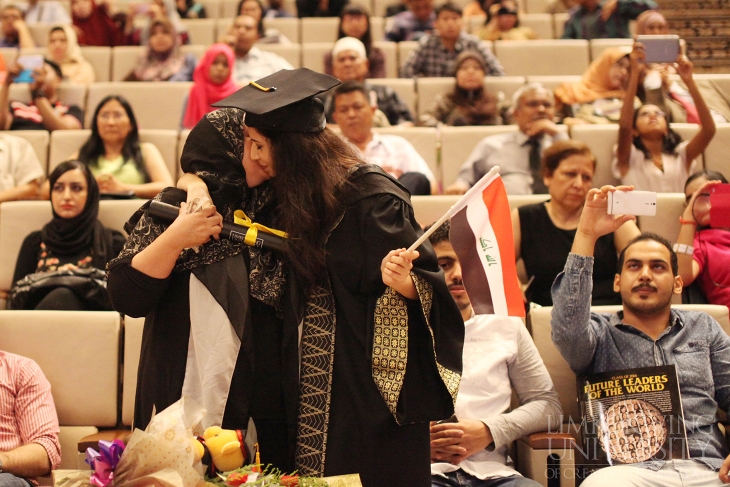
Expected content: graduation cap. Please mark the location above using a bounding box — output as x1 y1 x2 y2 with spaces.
212 68 340 132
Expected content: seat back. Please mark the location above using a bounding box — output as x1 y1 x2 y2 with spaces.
397 40 419 70
553 12 569 38
263 17 301 43
8 83 87 110
199 0 222 17
411 195 459 227
220 0 239 17
81 46 112 82
180 18 217 45
440 125 519 187
0 310 121 468
704 123 730 177
6 130 49 173
111 46 143 81
525 75 582 94
28 23 52 46
636 193 685 243
373 126 438 179
589 38 632 61
373 40 397 78
302 42 333 73
301 17 339 43
493 39 589 76
520 13 554 39
367 77 416 119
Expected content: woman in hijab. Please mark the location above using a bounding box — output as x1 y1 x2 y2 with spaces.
72 0 125 47
420 50 502 127
125 0 189 46
126 18 196 81
11 160 125 310
47 24 95 84
554 46 633 124
107 69 464 487
182 43 238 130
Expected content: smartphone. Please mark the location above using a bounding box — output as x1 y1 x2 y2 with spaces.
710 184 730 228
637 35 681 64
15 54 43 84
607 190 657 217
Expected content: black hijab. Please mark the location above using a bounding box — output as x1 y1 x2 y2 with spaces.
41 160 115 269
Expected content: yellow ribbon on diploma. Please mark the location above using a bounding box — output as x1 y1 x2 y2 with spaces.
233 210 288 247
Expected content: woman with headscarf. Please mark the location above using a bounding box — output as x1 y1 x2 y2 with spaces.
11 160 125 310
125 0 189 46
107 68 464 487
71 0 125 47
47 24 95 84
420 50 502 127
554 46 633 124
182 43 238 129
125 18 196 82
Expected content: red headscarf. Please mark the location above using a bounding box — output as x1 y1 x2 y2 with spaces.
183 43 239 129
73 0 125 46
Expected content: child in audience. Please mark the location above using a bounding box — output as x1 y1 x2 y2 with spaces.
182 43 238 129
72 0 126 47
74 95 174 198
324 4 385 79
419 50 502 127
676 170 730 307
613 43 715 192
10 160 125 310
126 18 196 81
47 24 96 85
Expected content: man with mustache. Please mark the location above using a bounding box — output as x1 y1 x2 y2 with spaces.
427 221 561 487
446 83 566 195
551 186 730 486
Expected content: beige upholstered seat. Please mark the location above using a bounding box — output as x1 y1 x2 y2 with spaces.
589 38 633 61
493 39 590 76
49 129 180 179
520 13 554 39
86 82 192 130
301 42 332 73
373 40 397 78
410 195 459 227
263 17 301 44
636 193 685 243
4 130 50 173
199 0 222 17
367 77 416 119
373 126 438 177
397 40 418 71
7 83 86 111
28 23 52 47
0 310 121 468
181 18 217 45
705 123 730 178
301 17 339 43
552 12 569 38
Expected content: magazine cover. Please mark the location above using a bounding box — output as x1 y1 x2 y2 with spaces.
576 364 689 482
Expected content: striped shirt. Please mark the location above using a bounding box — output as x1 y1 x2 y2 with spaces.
0 352 61 474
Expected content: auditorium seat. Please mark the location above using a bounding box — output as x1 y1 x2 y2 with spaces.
525 0 551 13
704 123 730 177
2 129 49 173
525 75 582 93
49 129 180 179
302 42 332 72
552 12 569 38
264 16 301 44
373 126 438 178
181 18 217 45
636 192 685 244
367 77 416 120
493 39 590 76
8 82 86 112
0 310 121 469
28 23 52 47
220 0 240 17
416 76 526 118
589 38 632 61
411 195 459 227
86 82 192 130
520 13 554 39
397 40 418 70
301 17 339 43
373 40 397 78
200 0 222 17
370 16 385 42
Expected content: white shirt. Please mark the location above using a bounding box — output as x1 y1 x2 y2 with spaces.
21 1 71 23
363 132 436 186
233 47 293 84
456 130 568 194
0 134 44 192
431 315 562 480
611 140 698 193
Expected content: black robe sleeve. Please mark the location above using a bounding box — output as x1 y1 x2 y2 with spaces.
12 231 42 285
107 257 174 318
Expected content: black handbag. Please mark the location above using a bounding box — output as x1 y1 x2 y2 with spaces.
8 267 113 311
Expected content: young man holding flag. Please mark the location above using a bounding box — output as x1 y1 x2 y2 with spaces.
424 168 561 487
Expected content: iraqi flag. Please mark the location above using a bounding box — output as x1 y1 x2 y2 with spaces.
448 168 524 318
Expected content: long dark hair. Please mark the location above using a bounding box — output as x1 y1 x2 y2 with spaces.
631 104 682 159
255 126 361 290
337 4 373 57
78 95 149 182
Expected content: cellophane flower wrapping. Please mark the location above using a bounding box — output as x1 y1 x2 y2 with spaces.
112 397 207 487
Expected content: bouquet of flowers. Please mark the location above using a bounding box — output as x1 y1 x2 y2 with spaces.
206 464 328 487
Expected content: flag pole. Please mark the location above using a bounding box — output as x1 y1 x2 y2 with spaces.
407 166 501 252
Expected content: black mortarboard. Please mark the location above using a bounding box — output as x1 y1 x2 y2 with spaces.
212 68 340 132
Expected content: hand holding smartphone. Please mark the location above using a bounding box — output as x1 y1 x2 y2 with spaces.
14 55 43 84
607 190 657 217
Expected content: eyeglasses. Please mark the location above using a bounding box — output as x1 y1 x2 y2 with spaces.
98 112 128 121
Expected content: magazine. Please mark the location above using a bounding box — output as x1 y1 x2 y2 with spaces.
576 364 689 482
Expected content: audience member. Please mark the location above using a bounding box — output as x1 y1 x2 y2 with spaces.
419 50 502 127
331 81 436 195
400 3 504 78
0 59 84 131
546 0 577 13
676 170 730 308
551 188 730 487
11 161 125 310
263 0 293 17
614 44 715 193
446 83 565 195
0 5 35 48
176 0 207 18
236 0 291 43
47 25 96 85
427 220 562 487
324 37 414 126
125 0 189 46
561 0 656 40
296 0 347 17
476 0 537 40
73 95 174 198
72 0 126 47
22 0 70 23
224 15 293 84
183 43 238 130
384 0 408 17
554 47 631 124
125 19 196 82
634 9 667 34
384 0 435 42
324 4 385 79
512 140 639 306
0 351 61 482
0 133 45 203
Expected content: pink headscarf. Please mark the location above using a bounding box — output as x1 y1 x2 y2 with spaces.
183 43 238 129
